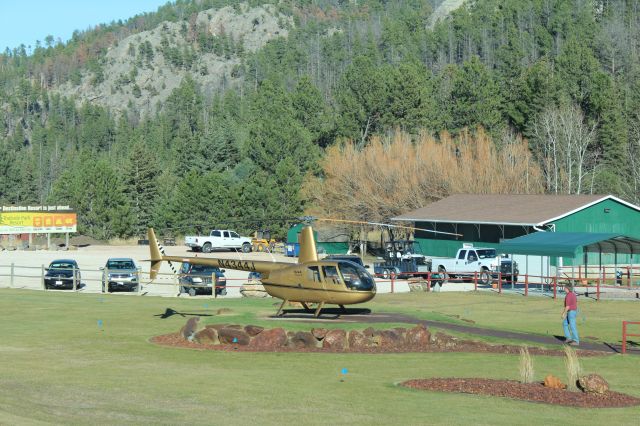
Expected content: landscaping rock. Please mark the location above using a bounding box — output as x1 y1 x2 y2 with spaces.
218 327 251 345
578 374 609 395
216 308 233 315
250 327 288 349
380 329 403 347
205 323 229 331
543 375 567 390
362 327 376 338
195 327 219 345
322 329 347 350
311 328 328 340
432 332 457 349
244 325 264 336
290 331 319 349
348 330 370 350
406 324 431 348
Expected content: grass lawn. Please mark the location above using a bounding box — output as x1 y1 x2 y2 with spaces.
0 289 639 425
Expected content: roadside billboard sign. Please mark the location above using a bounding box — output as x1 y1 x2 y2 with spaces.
0 206 77 234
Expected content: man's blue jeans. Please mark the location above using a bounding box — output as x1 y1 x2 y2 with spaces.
563 310 579 343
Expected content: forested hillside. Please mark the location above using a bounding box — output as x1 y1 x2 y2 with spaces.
1 0 639 239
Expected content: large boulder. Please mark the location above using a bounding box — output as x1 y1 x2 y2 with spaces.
195 327 219 345
240 283 268 298
244 325 265 336
289 331 320 349
251 328 288 349
218 327 251 345
543 375 567 390
578 374 609 395
311 328 328 340
180 317 200 341
406 324 431 348
347 330 370 350
322 329 347 350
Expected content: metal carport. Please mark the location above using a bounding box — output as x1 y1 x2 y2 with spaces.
497 232 640 282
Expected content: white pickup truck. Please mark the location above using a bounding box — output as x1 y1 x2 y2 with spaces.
184 230 252 253
432 244 518 285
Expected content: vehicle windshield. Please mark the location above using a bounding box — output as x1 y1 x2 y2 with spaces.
338 262 376 291
107 260 135 270
49 262 75 269
190 265 220 274
476 249 497 259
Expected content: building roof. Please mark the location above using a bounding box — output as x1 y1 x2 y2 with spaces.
392 194 640 226
496 232 640 257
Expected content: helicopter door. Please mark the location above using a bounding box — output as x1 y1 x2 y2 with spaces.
321 265 341 286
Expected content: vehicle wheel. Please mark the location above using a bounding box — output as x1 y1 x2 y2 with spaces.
202 243 212 253
242 243 251 253
44 283 50 290
382 269 390 279
479 269 491 285
220 289 227 296
436 266 448 285
188 288 196 297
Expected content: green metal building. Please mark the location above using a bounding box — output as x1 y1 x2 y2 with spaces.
392 194 640 266
286 223 349 255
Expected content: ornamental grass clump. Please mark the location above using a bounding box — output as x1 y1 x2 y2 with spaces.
519 346 535 383
563 345 582 390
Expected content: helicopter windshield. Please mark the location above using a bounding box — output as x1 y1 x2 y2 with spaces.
337 262 376 291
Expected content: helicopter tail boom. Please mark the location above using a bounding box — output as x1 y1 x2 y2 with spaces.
147 228 164 279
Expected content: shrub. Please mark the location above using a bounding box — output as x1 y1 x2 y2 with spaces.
563 345 582 390
519 346 534 383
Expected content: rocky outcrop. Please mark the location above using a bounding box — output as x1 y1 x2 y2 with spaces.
322 329 347 350
218 327 251 345
250 328 288 349
578 374 609 395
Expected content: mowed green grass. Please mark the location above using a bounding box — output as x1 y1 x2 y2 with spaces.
0 289 639 425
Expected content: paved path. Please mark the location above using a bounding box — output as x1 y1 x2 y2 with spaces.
277 309 637 354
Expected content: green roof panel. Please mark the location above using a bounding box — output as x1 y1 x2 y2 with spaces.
496 232 640 257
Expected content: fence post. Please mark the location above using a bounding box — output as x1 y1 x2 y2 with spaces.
622 321 627 354
213 274 218 299
137 269 142 295
553 276 557 299
473 271 477 291
390 272 395 294
525 274 528 297
597 278 600 301
10 263 14 288
41 264 46 290
427 271 431 292
498 272 502 294
72 266 77 292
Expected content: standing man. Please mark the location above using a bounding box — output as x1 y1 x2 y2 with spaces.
562 282 579 346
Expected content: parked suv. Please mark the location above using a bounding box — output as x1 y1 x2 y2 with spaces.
101 258 139 292
44 259 81 290
179 262 227 296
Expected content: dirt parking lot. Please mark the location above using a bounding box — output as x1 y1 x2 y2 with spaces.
0 244 438 297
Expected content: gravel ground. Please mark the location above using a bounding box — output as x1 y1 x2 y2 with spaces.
0 244 452 297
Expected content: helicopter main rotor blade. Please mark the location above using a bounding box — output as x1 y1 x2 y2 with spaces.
314 217 463 237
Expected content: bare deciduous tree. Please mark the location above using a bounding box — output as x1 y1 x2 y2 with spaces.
303 128 544 223
531 103 597 194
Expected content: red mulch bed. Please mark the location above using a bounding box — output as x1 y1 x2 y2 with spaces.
150 332 607 356
402 378 640 408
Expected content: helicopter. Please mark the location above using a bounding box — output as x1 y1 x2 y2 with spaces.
146 225 377 318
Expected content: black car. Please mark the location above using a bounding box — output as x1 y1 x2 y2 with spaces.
44 259 81 290
179 262 227 296
323 254 369 268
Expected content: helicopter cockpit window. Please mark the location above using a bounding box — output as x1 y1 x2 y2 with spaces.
322 266 340 284
338 262 375 291
307 266 321 282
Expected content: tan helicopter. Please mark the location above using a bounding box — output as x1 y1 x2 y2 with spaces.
147 226 376 317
